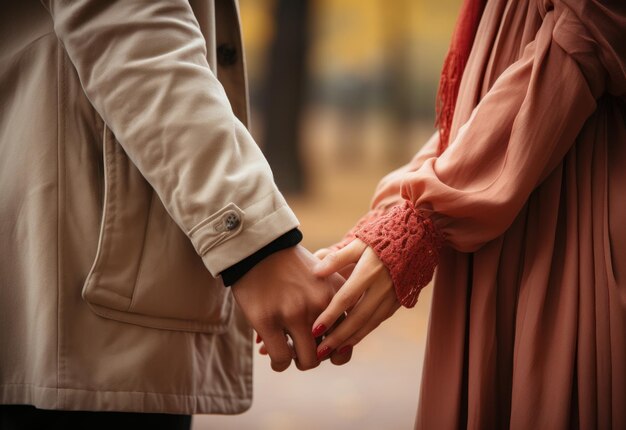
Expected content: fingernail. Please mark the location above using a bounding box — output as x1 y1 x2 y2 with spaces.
317 345 332 360
256 333 262 344
337 345 352 355
312 324 327 338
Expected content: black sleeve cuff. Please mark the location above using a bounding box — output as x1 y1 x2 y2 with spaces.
220 228 303 287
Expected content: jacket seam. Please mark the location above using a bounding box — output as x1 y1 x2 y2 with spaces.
127 191 156 310
4 31 56 62
85 300 234 333
55 40 64 408
91 127 120 299
0 383 246 400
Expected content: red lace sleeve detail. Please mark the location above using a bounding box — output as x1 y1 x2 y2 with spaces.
355 201 443 308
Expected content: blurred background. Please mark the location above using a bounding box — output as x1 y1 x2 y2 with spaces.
197 0 460 428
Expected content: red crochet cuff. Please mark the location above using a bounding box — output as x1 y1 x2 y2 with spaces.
355 201 443 308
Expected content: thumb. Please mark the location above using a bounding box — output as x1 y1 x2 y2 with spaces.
313 239 367 277
314 247 333 259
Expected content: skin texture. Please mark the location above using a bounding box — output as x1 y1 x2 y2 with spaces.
232 245 352 371
311 239 401 358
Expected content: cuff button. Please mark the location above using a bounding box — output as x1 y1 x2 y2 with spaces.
224 212 241 231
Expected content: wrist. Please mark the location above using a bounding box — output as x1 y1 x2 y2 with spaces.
355 201 443 308
221 228 303 286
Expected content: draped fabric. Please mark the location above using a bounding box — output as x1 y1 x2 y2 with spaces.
435 0 486 153
365 0 626 427
411 1 626 427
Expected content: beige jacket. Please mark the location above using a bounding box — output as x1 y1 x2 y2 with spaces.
0 0 299 415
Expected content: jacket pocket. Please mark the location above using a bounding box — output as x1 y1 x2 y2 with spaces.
82 126 234 333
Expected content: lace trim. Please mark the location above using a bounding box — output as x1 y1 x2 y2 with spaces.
355 201 443 308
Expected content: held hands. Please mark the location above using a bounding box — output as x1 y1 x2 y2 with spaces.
237 240 399 371
311 239 400 360
231 245 353 371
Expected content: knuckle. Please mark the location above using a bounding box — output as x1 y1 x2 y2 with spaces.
350 313 370 328
296 359 320 371
346 334 362 348
331 355 351 366
271 358 292 372
282 306 304 324
325 252 340 265
336 291 356 309
249 309 276 329
311 294 332 313
314 248 329 258
320 335 338 351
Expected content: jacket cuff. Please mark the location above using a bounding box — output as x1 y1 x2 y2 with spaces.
199 197 300 276
220 228 303 286
355 201 443 308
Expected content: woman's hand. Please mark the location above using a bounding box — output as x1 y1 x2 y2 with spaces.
311 239 401 360
314 247 356 279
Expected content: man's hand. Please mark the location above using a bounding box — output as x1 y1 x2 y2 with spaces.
232 245 350 371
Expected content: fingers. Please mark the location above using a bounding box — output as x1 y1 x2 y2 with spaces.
336 295 400 351
256 334 281 357
318 295 398 359
338 263 357 280
330 345 353 366
313 248 332 259
316 290 381 359
313 239 367 278
311 249 378 339
316 266 396 358
312 245 396 365
259 327 295 372
322 312 352 366
310 241 367 333
311 278 367 342
259 333 353 367
289 324 320 371
314 241 346 260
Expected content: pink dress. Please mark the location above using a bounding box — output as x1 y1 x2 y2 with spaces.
350 0 626 428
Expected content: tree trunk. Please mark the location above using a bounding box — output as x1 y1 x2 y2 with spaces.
261 0 310 194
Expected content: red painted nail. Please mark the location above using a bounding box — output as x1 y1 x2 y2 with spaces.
317 345 332 360
312 324 327 338
337 345 352 355
256 333 262 344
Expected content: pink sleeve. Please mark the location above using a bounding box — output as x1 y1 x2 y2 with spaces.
403 8 600 252
359 7 608 307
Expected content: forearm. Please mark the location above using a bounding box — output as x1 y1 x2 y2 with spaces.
45 0 299 275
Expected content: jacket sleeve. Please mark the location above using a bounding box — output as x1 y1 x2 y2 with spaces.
357 5 615 307
43 0 299 276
